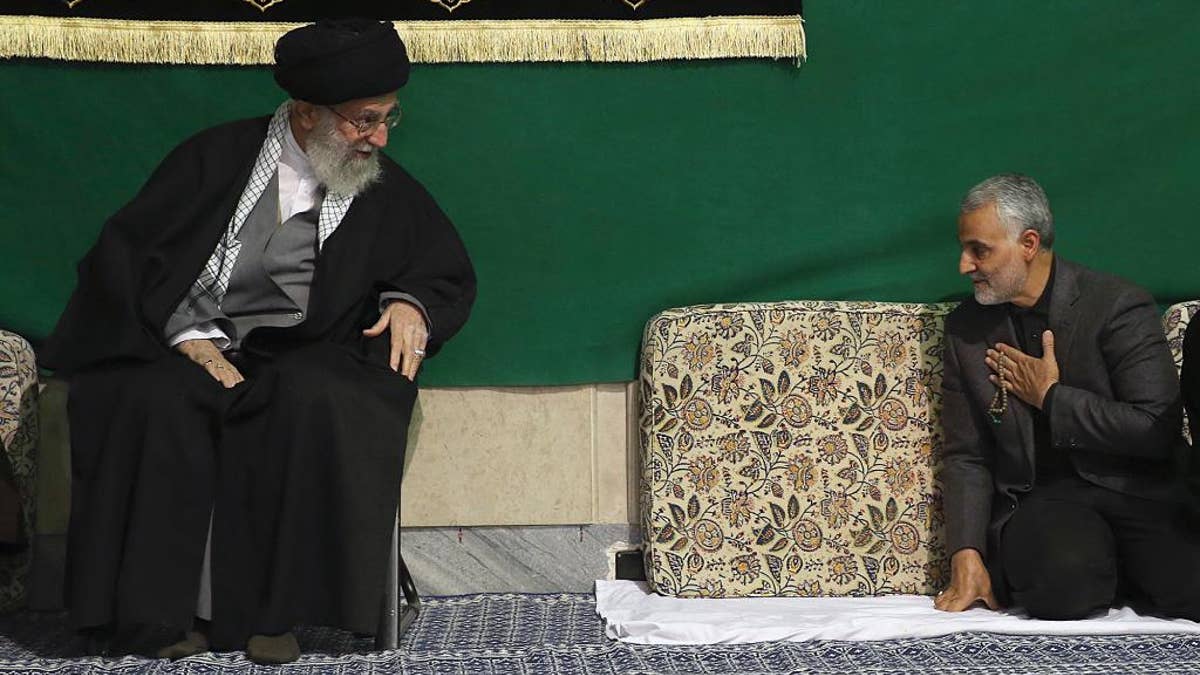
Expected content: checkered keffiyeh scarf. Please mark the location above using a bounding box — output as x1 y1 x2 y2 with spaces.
187 102 355 306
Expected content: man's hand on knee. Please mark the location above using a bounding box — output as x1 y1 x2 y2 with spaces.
176 339 245 388
363 300 429 381
934 548 999 612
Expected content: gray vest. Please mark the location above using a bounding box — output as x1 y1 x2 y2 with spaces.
165 171 321 349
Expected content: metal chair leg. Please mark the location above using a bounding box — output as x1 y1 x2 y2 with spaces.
398 552 420 637
376 509 419 651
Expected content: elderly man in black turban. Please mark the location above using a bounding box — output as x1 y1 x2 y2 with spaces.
41 19 475 664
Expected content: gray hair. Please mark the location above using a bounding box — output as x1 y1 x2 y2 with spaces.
960 173 1055 249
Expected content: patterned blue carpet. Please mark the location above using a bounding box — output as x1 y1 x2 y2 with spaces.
1 593 1198 674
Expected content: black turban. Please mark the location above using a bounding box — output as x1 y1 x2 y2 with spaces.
274 19 410 105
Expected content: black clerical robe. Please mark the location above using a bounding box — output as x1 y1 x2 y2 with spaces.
40 116 476 647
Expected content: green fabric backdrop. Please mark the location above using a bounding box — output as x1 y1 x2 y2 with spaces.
1 1 1197 386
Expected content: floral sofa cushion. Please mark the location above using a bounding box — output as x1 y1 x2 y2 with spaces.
1163 300 1199 369
1164 300 1200 443
640 299 1198 599
0 329 38 611
639 301 955 598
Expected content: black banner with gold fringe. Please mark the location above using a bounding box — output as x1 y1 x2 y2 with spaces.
0 0 804 64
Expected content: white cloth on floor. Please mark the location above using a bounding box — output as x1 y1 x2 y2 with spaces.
595 580 1200 644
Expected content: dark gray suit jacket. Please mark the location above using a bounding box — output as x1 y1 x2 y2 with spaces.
940 257 1187 563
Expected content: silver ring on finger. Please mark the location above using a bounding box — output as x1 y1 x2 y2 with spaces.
413 348 426 356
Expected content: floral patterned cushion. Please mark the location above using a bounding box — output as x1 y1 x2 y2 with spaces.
1163 301 1199 371
1163 300 1200 444
0 330 38 612
639 301 955 598
640 299 1200 599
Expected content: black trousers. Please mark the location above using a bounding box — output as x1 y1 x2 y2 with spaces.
999 475 1200 621
65 341 417 649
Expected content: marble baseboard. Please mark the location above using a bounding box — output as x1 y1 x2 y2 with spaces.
400 524 642 595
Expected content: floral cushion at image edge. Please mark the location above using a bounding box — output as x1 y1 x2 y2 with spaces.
640 302 953 598
1163 301 1200 371
1162 301 1200 444
0 331 39 611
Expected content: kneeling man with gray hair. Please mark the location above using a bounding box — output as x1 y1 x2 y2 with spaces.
934 173 1199 620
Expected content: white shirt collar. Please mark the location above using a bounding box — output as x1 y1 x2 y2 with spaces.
281 118 313 178
277 115 321 221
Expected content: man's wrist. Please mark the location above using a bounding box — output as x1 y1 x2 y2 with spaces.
1036 380 1059 410
177 338 216 358
379 292 431 330
951 547 985 565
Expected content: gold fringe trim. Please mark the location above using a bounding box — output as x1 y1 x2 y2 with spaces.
0 15 804 65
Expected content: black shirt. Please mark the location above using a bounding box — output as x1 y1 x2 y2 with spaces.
1008 257 1071 485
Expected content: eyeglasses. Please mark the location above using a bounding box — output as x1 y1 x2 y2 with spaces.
325 103 402 136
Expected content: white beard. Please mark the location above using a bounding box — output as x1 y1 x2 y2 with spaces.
972 262 1027 305
305 114 382 198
